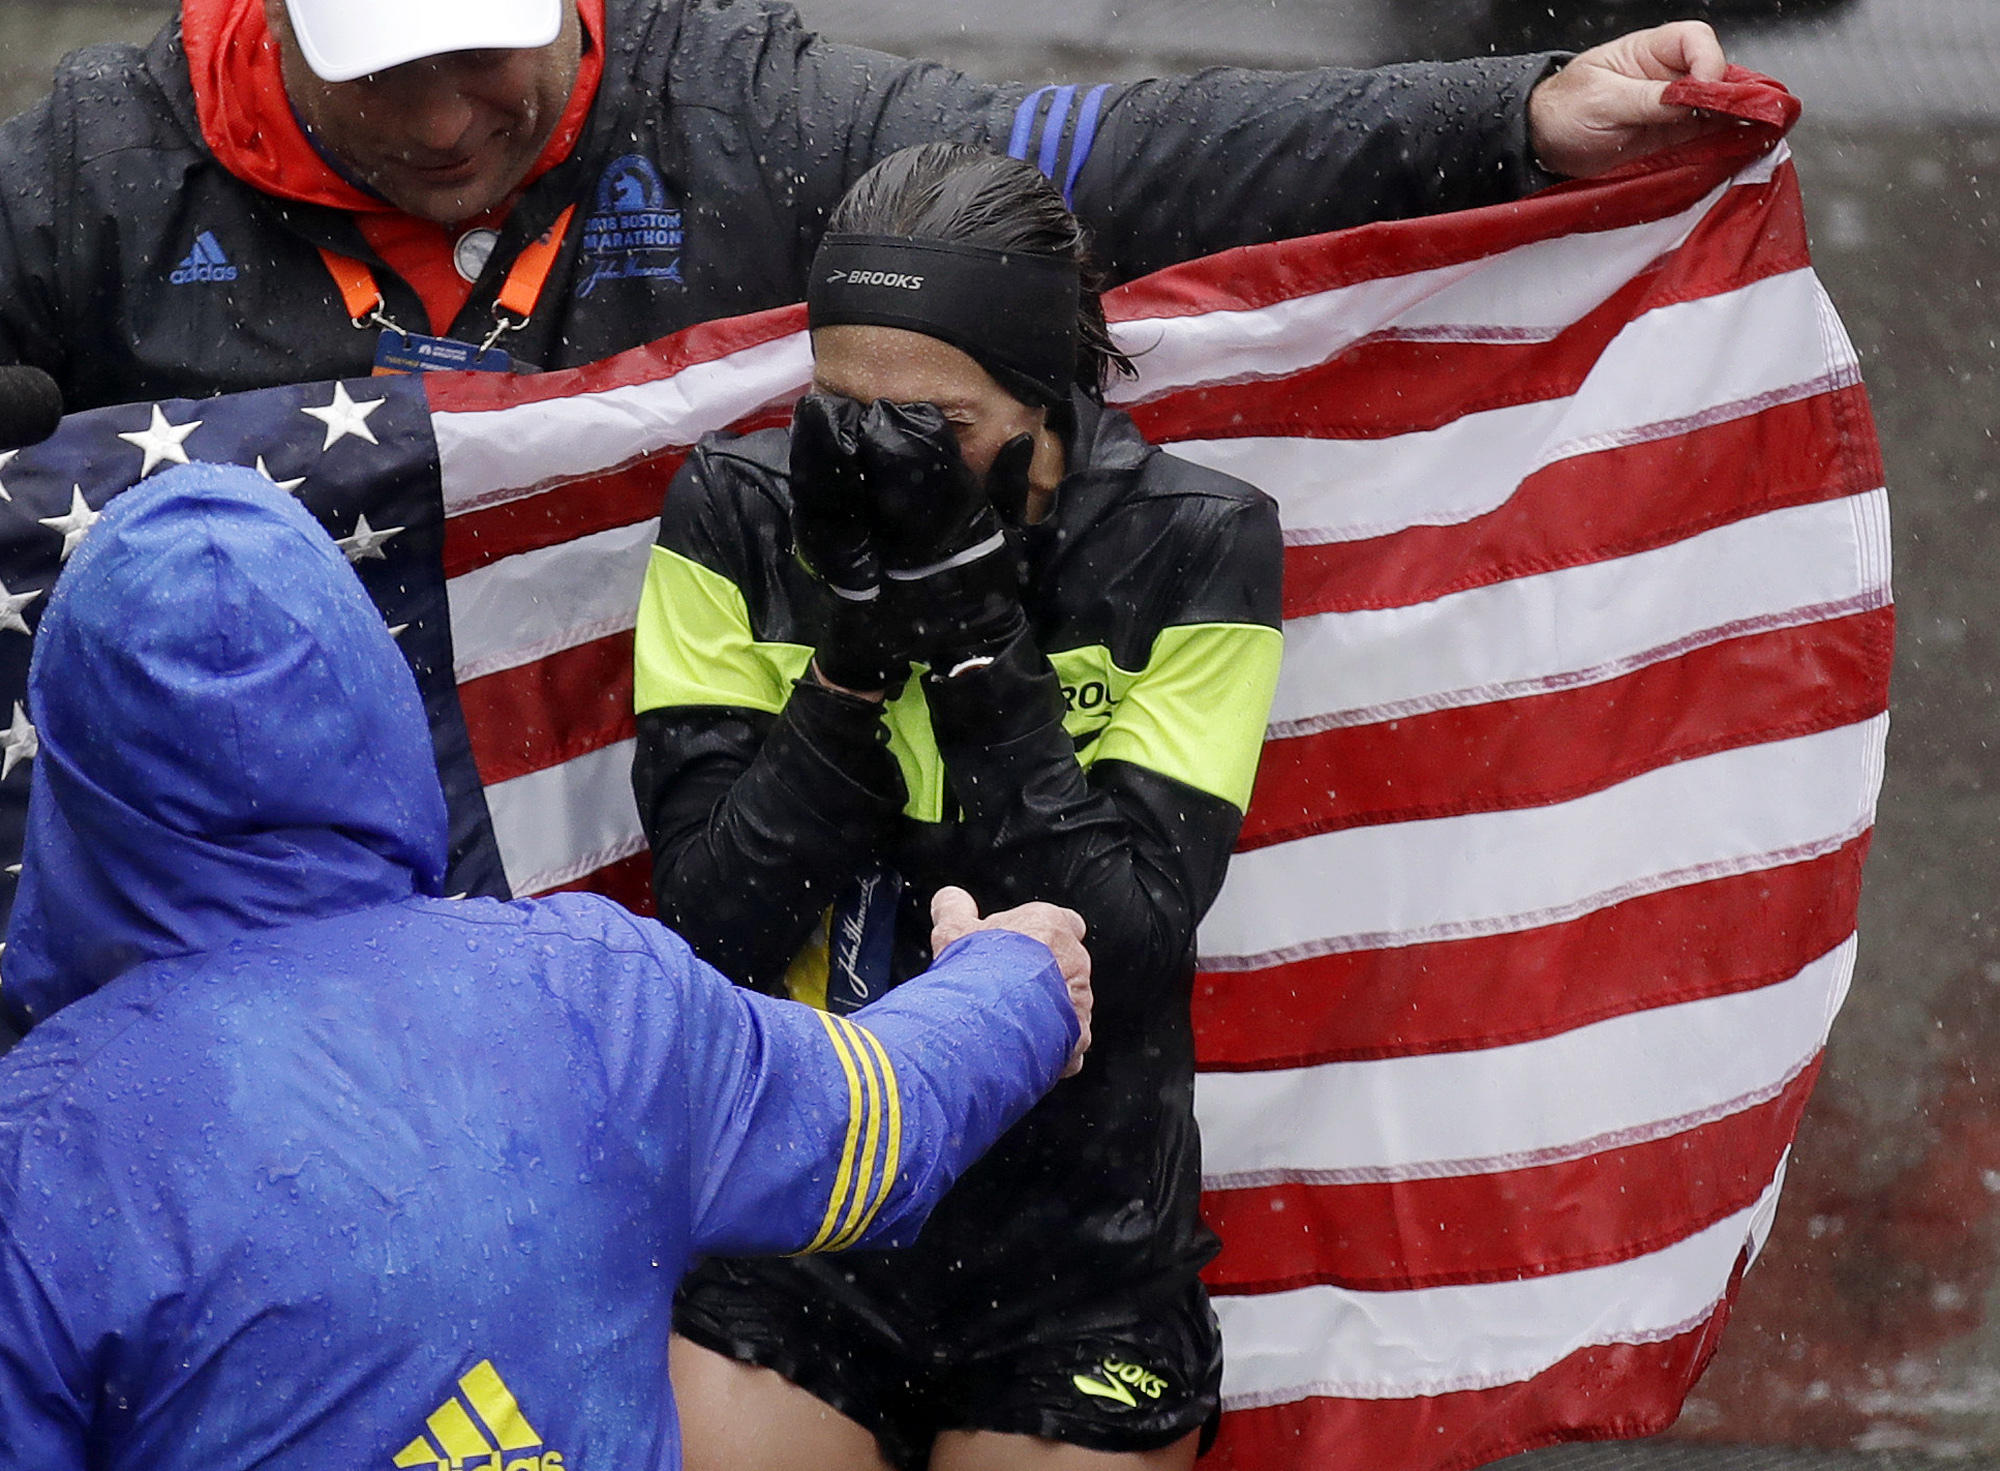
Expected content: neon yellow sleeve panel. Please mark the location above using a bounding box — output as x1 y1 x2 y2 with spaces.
633 546 810 715
633 548 1279 815
1082 622 1284 812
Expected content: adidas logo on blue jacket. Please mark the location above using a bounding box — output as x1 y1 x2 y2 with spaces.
169 231 239 285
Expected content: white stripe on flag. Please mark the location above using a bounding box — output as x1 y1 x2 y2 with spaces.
485 738 647 896
1214 1160 1787 1408
448 519 659 683
1382 147 1786 339
1106 151 1786 401
1199 714 1888 966
1196 936 1852 1185
1267 490 1890 730
1171 270 1857 545
435 332 813 516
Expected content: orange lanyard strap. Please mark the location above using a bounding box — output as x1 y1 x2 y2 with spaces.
494 205 575 322
318 205 578 346
318 245 390 329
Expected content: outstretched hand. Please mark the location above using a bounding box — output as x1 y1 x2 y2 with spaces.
931 886 1093 1078
1528 22 1732 179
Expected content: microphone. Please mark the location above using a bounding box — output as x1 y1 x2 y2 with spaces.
0 367 63 452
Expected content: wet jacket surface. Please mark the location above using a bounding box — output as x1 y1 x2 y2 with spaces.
0 464 1077 1470
0 0 1557 409
631 400 1283 1324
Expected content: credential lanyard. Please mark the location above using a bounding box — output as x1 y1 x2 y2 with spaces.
318 205 577 356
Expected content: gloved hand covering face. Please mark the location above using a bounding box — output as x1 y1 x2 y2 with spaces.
789 393 877 596
787 393 910 693
855 399 1032 668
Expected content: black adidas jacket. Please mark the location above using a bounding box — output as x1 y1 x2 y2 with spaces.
630 398 1283 1310
0 0 1558 410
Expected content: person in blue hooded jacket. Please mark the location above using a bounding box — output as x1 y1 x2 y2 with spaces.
0 461 1093 1471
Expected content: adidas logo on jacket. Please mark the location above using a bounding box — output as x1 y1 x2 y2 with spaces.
169 230 238 284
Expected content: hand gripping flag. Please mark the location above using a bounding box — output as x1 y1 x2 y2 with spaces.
0 70 1887 1471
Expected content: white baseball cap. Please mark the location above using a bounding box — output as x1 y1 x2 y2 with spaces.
283 0 567 84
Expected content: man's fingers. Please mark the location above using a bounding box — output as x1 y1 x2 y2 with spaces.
1028 904 1089 984
1528 21 1734 178
1609 21 1726 83
1652 20 1727 83
1062 1021 1092 1078
929 885 981 952
921 890 1091 1075
1635 75 1688 126
1063 973 1094 1078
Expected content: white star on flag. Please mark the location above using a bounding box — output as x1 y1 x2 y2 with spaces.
254 456 306 495
0 450 17 503
0 580 40 637
117 404 203 478
302 382 385 451
1 702 36 781
338 514 403 562
39 487 99 562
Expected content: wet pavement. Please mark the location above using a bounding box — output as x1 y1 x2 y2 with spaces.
0 0 1996 1462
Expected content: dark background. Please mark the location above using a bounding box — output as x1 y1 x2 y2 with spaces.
0 0 1993 1460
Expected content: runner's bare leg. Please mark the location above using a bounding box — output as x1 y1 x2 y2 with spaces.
931 1428 1200 1470
672 1334 894 1471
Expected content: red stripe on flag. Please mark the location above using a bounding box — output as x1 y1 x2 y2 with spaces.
458 632 637 788
539 849 656 917
1277 385 1881 621
443 451 683 581
1245 608 1893 847
1128 173 1806 444
1194 836 1869 1069
1202 1293 1737 1471
1201 1059 1819 1294
441 407 793 580
1105 155 1795 330
425 302 805 413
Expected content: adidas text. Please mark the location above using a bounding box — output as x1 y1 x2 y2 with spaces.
169 262 238 284
170 231 240 285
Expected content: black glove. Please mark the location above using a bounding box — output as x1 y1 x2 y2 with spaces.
788 394 909 692
855 400 1034 667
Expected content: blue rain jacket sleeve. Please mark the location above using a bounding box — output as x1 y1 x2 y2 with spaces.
559 902 1079 1258
0 1235 84 1465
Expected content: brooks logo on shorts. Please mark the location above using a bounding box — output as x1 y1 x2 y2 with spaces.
1071 1357 1169 1409
390 1359 568 1470
169 231 239 285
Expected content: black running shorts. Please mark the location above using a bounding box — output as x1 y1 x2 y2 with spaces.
675 1255 1223 1469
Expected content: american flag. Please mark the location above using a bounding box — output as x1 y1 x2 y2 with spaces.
0 71 1886 1470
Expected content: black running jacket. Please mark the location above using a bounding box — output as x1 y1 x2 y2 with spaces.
631 399 1282 1309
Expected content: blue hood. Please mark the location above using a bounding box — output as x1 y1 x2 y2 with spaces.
3 463 448 1026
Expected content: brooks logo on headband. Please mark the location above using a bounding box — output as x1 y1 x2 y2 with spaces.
810 233 1081 410
828 269 927 290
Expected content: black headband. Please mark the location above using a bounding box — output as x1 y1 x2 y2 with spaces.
807 234 1081 410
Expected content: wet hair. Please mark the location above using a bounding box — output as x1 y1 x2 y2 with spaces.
825 142 1136 402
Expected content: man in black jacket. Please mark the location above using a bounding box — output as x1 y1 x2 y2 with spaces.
0 0 1731 410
